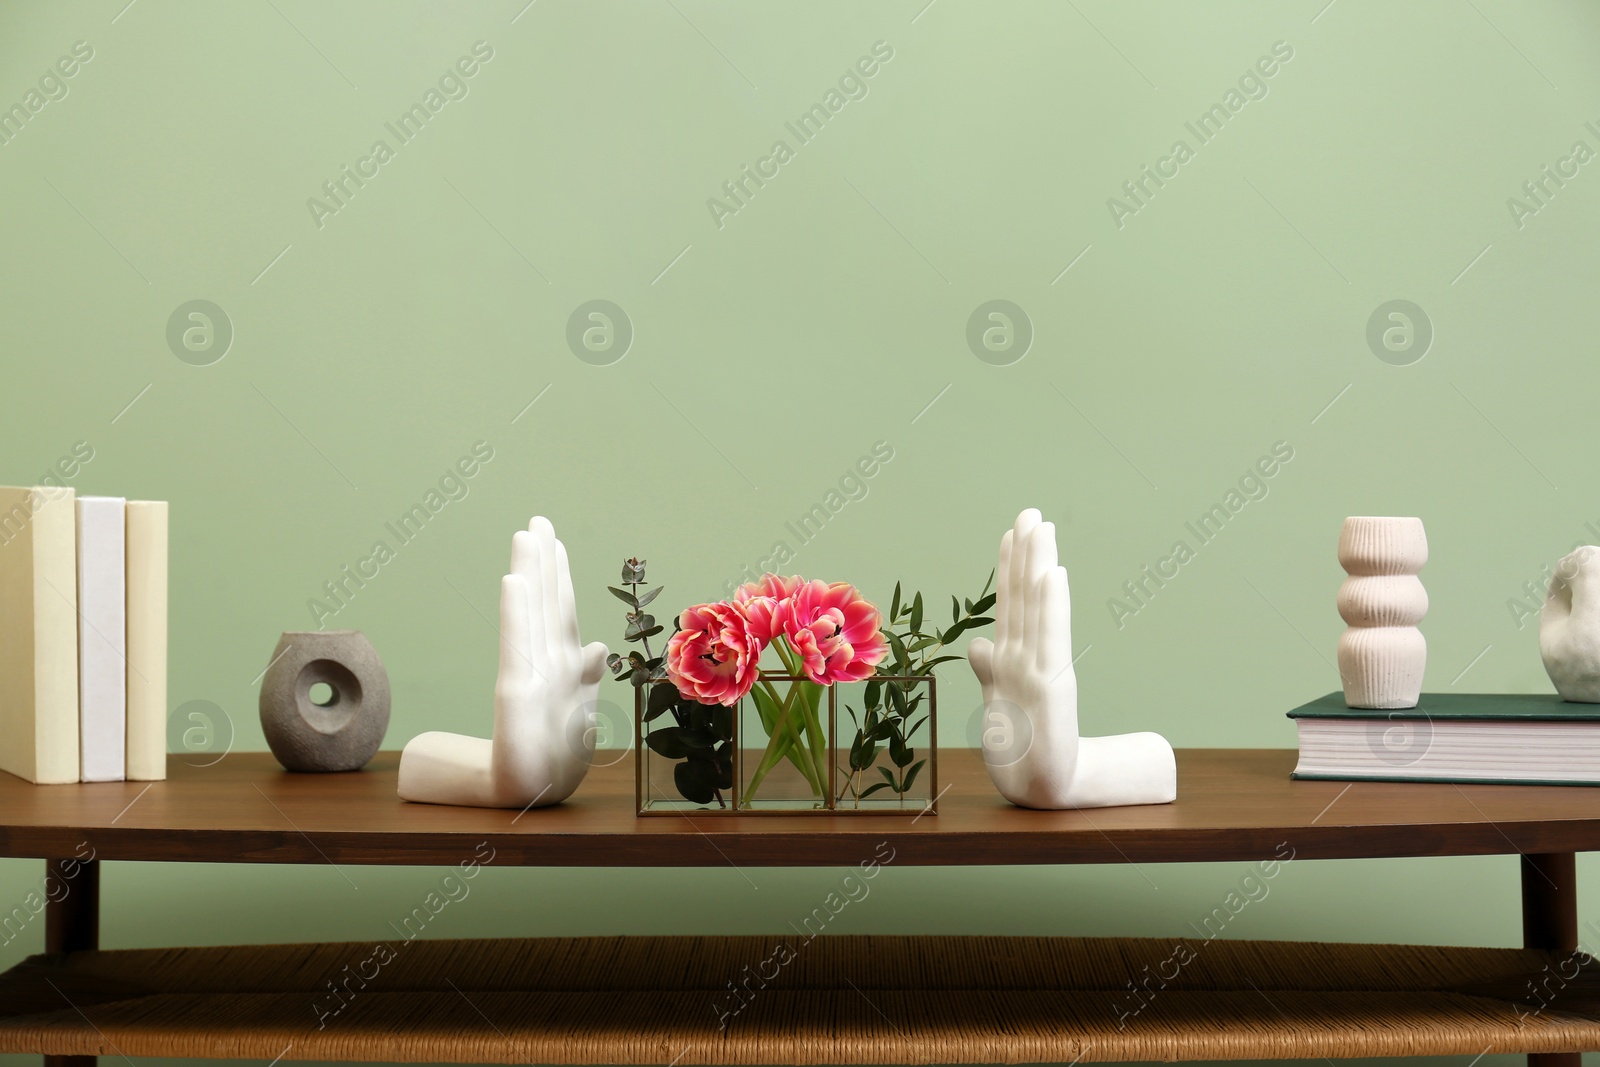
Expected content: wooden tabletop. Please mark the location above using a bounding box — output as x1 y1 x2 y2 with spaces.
1 749 1598 867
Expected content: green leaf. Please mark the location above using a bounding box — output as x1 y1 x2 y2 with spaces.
627 625 664 642
951 595 961 624
886 684 907 715
677 727 719 750
750 684 780 734
645 683 679 721
906 635 938 652
964 597 974 614
674 759 717 804
889 732 912 767
625 614 658 639
971 593 997 616
901 759 926 794
890 582 902 621
864 679 882 710
859 782 893 799
867 720 896 743
686 704 710 733
646 727 691 759
909 592 923 633
711 703 734 742
636 585 663 608
939 620 969 645
608 586 639 608
888 631 910 668
878 766 896 786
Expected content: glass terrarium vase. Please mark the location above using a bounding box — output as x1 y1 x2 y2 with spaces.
636 681 735 812
738 672 833 812
635 672 936 816
833 675 937 813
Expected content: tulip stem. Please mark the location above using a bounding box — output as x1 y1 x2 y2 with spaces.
774 641 828 801
745 675 820 799
760 677 818 790
744 638 833 804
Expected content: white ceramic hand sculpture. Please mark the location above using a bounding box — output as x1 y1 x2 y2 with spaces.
398 517 609 808
967 509 1176 810
1541 545 1600 703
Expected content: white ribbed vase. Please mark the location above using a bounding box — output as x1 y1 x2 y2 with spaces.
1336 516 1428 709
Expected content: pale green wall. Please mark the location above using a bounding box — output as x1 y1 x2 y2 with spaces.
3 1 1600 1065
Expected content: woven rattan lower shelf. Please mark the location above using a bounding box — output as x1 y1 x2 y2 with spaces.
2 935 1597 1064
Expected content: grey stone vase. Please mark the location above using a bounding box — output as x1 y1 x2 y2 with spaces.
259 630 390 772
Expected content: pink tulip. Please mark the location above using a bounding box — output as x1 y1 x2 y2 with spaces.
665 601 764 706
735 573 805 602
782 579 888 685
733 573 803 644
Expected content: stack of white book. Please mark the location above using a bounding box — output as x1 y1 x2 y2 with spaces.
0 487 168 784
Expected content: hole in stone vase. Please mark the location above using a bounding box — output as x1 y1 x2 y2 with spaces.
297 659 362 734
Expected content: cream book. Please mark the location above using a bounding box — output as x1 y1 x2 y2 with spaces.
125 500 168 780
0 486 81 783
77 496 127 782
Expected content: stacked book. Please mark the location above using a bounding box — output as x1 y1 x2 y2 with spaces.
1289 692 1600 785
0 487 168 784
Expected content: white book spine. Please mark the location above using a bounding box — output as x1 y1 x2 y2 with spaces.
77 496 126 782
0 486 80 784
125 500 168 781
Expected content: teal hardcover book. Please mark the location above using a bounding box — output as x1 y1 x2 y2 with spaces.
1288 692 1600 786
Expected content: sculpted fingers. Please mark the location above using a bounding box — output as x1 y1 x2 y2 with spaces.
1028 521 1059 576
1005 509 1040 645
519 530 550 664
535 523 565 660
511 529 537 585
968 636 995 691
580 641 609 686
552 536 583 651
1023 522 1055 643
1060 558 1074 639
1035 566 1071 675
994 529 1014 647
497 575 533 693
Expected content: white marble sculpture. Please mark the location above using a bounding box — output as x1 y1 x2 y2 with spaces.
967 509 1176 810
1541 545 1600 703
398 517 609 808
1336 516 1428 709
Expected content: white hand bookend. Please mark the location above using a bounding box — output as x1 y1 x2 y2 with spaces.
968 509 1176 810
398 517 609 809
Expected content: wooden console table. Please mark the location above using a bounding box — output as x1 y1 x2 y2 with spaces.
1 749 1597 1066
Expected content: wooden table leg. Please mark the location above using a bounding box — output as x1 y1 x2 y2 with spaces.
43 855 99 1067
1522 852 1581 1067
